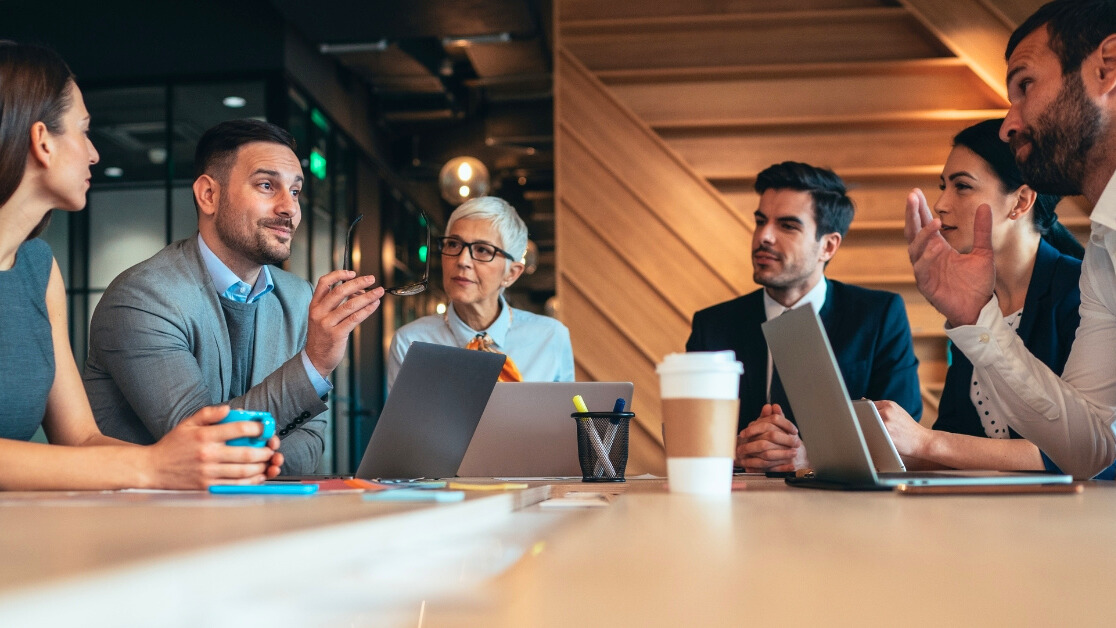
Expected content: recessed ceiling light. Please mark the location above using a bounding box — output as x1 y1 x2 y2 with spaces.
104 167 123 177
222 96 247 108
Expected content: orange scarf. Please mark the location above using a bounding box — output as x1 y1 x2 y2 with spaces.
465 332 523 382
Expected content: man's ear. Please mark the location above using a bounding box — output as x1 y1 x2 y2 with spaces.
193 175 219 218
819 232 842 263
27 121 52 169
1092 33 1116 97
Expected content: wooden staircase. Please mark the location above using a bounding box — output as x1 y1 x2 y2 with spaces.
554 0 1086 475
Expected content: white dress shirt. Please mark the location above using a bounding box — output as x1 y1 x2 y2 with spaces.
762 277 828 402
386 296 575 390
947 173 1116 479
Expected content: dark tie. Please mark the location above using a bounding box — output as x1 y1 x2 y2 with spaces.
767 306 794 425
769 367 794 427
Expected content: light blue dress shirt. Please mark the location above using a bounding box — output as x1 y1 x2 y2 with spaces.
386 296 575 390
197 234 331 397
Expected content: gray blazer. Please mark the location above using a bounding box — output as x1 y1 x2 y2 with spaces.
83 236 328 474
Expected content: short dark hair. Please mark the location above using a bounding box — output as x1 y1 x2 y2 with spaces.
754 161 854 239
193 119 297 183
0 41 75 240
1007 0 1116 75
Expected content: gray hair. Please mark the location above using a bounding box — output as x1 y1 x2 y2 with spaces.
445 196 529 264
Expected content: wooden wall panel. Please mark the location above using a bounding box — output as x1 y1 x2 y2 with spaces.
563 11 949 71
560 210 692 361
607 65 1004 125
666 125 959 181
560 139 742 315
561 0 889 21
558 49 755 294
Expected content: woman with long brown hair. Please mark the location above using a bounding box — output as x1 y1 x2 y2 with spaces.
0 41 283 489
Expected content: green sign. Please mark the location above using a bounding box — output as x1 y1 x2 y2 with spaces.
310 149 327 180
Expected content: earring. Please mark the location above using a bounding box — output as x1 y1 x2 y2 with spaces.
1009 211 1018 219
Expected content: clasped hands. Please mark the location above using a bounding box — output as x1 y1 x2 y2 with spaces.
736 403 809 473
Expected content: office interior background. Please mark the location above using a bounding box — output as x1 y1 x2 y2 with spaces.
2 0 1086 475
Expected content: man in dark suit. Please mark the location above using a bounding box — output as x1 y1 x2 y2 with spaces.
686 161 922 472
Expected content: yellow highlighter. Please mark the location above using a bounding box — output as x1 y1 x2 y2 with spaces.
572 395 616 476
572 395 590 414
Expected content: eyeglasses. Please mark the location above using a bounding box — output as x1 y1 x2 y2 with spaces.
342 208 430 297
437 237 515 263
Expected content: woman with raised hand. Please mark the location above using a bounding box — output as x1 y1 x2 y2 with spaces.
876 118 1113 478
0 41 283 490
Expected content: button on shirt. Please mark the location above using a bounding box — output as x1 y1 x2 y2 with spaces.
763 278 828 402
946 173 1116 479
197 235 331 398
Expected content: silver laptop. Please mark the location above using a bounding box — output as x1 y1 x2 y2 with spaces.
353 342 506 480
457 382 634 478
761 306 1072 490
853 399 905 473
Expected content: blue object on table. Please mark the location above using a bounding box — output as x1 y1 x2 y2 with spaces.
209 483 319 495
363 488 465 502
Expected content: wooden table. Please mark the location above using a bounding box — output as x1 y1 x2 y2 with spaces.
2 478 1114 626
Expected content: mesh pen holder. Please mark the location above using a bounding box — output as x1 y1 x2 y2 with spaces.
572 411 634 482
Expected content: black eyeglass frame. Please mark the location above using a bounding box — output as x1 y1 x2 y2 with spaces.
436 236 516 263
342 207 431 296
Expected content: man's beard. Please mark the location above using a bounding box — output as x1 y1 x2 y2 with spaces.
1011 71 1105 196
215 196 293 267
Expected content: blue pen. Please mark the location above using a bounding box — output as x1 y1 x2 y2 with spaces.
595 398 628 477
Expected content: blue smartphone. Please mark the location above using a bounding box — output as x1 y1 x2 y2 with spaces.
208 483 319 495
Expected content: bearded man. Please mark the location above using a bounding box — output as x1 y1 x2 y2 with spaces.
83 120 384 474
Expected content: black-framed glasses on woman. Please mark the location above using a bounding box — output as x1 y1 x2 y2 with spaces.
342 208 430 296
437 237 515 263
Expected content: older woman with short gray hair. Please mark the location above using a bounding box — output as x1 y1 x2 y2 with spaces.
387 196 574 389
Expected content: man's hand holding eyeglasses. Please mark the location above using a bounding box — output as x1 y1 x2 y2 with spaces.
305 270 384 378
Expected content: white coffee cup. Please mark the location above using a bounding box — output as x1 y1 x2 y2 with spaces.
657 351 743 495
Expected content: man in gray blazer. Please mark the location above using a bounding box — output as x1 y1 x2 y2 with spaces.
83 120 384 474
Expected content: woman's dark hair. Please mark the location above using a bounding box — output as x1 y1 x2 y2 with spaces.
953 119 1084 259
0 41 76 240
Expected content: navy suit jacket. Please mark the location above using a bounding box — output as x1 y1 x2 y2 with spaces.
932 239 1114 479
686 279 922 432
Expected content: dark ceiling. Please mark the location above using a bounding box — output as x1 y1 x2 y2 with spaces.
270 0 557 295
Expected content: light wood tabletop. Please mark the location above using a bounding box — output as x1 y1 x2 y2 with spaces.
2 477 1113 627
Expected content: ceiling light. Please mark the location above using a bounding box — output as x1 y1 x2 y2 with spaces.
439 156 489 205
457 161 472 181
222 96 247 108
104 167 123 178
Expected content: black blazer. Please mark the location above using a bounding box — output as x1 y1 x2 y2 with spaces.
686 279 922 432
934 239 1080 438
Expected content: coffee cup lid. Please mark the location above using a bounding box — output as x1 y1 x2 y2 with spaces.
656 351 743 375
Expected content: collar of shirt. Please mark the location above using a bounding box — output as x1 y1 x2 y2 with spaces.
197 234 274 303
762 276 828 321
446 297 511 348
1091 170 1116 232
